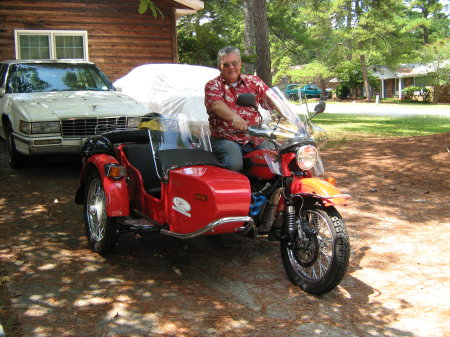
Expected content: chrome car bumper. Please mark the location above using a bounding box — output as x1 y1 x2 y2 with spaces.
13 133 83 155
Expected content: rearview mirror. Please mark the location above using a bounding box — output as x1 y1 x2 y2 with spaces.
310 100 326 119
237 93 257 110
314 101 326 114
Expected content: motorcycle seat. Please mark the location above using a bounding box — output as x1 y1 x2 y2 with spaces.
123 143 161 198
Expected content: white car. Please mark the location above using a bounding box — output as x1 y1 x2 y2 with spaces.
0 59 149 168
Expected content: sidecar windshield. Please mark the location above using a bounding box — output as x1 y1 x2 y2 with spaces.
142 114 212 152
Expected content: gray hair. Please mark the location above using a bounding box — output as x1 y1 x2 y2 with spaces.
217 46 241 67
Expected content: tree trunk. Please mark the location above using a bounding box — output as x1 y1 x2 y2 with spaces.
345 0 353 60
319 78 327 99
253 0 272 86
422 25 429 44
360 54 371 102
243 0 255 75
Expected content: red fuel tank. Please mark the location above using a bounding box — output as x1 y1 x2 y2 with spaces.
243 149 277 180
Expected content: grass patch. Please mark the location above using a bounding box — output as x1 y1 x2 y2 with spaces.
313 114 450 148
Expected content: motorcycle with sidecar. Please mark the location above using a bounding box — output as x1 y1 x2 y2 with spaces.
75 87 350 295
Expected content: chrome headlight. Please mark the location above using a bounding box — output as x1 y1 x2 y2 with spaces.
19 121 60 134
295 145 318 170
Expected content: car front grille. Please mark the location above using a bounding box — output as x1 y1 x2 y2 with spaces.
61 117 131 137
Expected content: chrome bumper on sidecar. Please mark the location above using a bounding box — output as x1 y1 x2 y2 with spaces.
160 216 255 239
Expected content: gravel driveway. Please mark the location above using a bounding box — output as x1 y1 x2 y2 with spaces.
0 130 449 336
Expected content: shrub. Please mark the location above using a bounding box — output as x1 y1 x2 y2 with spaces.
402 86 421 99
402 86 431 102
335 84 350 99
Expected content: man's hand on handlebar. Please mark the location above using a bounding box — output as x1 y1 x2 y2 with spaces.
232 115 248 131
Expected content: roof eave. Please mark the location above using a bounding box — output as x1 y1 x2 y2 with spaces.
173 0 204 18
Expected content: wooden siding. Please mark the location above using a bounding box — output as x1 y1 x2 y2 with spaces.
0 0 187 81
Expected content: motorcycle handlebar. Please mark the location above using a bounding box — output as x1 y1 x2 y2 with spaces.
232 127 277 140
247 127 277 140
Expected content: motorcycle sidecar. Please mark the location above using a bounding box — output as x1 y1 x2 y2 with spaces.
76 133 254 253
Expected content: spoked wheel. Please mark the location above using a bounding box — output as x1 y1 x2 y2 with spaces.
84 170 118 254
281 205 350 295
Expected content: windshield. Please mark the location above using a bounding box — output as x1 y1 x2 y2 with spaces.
6 63 114 93
258 87 327 148
142 114 212 152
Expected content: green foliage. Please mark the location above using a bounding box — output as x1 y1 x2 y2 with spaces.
177 0 243 67
402 86 431 102
335 84 350 99
403 0 448 44
175 0 450 91
412 38 450 102
138 0 163 18
272 55 295 84
402 86 420 98
287 61 333 84
333 60 379 97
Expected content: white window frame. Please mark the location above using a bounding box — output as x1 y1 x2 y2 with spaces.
14 30 89 61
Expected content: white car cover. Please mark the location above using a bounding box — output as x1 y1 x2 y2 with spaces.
113 64 220 122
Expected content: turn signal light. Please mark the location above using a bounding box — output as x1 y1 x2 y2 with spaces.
194 194 208 201
105 164 127 179
325 177 336 186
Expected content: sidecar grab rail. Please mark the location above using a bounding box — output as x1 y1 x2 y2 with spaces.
160 216 255 239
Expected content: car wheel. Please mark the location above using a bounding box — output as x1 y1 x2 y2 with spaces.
6 124 27 168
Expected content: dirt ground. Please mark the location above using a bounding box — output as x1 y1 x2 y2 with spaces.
0 133 449 337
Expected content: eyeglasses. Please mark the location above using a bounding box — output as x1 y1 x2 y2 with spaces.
222 61 240 68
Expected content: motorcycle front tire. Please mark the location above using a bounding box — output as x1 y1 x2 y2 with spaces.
280 205 350 295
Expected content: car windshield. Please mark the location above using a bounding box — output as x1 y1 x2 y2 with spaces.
6 63 114 93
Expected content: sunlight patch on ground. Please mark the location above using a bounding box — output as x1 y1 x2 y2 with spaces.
37 263 57 271
74 295 112 307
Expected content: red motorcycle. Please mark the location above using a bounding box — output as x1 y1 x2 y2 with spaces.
75 87 350 295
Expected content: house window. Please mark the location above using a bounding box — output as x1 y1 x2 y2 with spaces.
14 30 88 60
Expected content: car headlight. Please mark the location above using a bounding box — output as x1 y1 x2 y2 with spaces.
295 145 318 170
127 117 142 128
20 121 60 134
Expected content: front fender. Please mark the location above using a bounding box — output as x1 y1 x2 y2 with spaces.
291 177 350 206
80 154 130 217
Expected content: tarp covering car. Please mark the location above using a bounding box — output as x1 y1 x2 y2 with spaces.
113 64 220 122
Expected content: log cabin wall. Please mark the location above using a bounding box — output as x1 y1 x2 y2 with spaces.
0 0 186 81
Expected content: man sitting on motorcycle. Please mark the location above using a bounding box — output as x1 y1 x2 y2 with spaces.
205 46 269 172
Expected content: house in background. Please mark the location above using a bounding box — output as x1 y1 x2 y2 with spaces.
371 61 450 103
0 0 203 81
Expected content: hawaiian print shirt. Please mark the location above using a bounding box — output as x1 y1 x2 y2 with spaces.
205 73 269 145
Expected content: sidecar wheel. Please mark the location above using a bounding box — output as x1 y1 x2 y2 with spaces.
84 170 118 254
280 206 350 295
